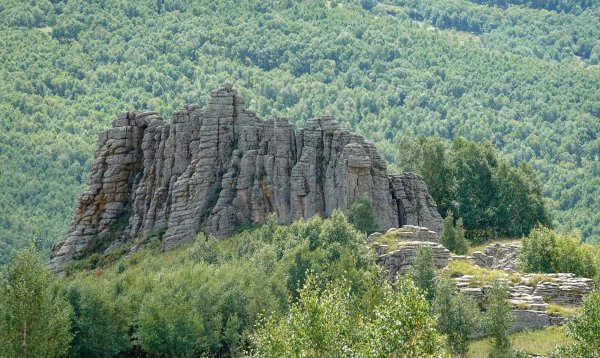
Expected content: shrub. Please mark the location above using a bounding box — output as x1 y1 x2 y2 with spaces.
441 210 469 255
484 280 514 358
67 282 131 357
0 245 73 358
433 274 480 356
409 245 437 300
250 274 441 357
346 195 377 234
519 227 597 278
551 291 600 357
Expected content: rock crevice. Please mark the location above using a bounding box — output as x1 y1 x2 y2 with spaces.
51 85 442 272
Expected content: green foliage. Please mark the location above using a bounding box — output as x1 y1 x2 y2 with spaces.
551 291 600 358
61 213 377 356
401 137 551 240
346 195 376 234
0 245 73 358
456 218 468 253
250 274 441 357
519 226 598 278
469 326 573 357
484 280 515 358
408 245 437 300
441 210 469 254
138 289 208 357
441 210 458 247
433 274 480 356
519 227 557 273
67 281 131 357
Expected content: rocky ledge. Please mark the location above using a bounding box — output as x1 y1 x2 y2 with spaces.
51 85 442 273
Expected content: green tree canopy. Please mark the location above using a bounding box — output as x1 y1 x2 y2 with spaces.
0 245 73 358
250 274 441 357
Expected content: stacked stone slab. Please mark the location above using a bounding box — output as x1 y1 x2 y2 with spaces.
531 273 595 306
50 85 443 273
455 272 594 335
455 273 594 308
370 227 450 281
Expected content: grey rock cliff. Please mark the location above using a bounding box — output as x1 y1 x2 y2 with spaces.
51 85 442 272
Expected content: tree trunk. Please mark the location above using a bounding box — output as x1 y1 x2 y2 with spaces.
23 320 28 358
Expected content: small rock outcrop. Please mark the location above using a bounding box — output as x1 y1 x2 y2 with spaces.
455 272 594 335
531 273 595 306
472 242 521 272
51 85 443 273
370 226 450 281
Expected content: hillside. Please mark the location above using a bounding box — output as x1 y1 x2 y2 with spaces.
1 0 600 264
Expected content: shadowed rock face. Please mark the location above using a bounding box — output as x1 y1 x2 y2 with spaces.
50 85 442 272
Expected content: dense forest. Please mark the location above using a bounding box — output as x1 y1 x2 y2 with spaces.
1 0 600 264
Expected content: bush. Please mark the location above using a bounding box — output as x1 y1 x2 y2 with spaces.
551 291 600 357
441 210 469 255
519 227 597 278
137 289 208 357
67 282 131 357
484 280 514 358
433 274 480 356
346 195 377 234
0 245 73 358
409 245 437 300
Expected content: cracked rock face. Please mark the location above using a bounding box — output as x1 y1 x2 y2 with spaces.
51 85 442 273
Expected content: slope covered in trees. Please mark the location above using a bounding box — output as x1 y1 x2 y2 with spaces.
1 0 599 264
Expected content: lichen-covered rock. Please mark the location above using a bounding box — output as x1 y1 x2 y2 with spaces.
51 85 443 273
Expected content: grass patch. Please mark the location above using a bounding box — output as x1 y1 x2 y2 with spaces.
468 326 572 357
447 260 521 286
372 232 399 252
546 304 579 317
522 273 556 287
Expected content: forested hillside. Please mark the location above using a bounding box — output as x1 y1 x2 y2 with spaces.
1 0 599 264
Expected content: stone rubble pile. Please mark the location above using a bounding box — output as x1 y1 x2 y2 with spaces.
371 232 594 336
454 271 594 334
454 273 594 308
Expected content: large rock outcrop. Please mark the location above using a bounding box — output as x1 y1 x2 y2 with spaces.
51 85 442 272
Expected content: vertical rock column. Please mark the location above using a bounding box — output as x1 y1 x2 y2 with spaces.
389 173 443 234
162 87 237 249
50 111 153 272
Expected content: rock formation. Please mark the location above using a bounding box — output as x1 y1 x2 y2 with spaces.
51 85 442 273
472 242 521 272
455 272 594 335
369 226 451 281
